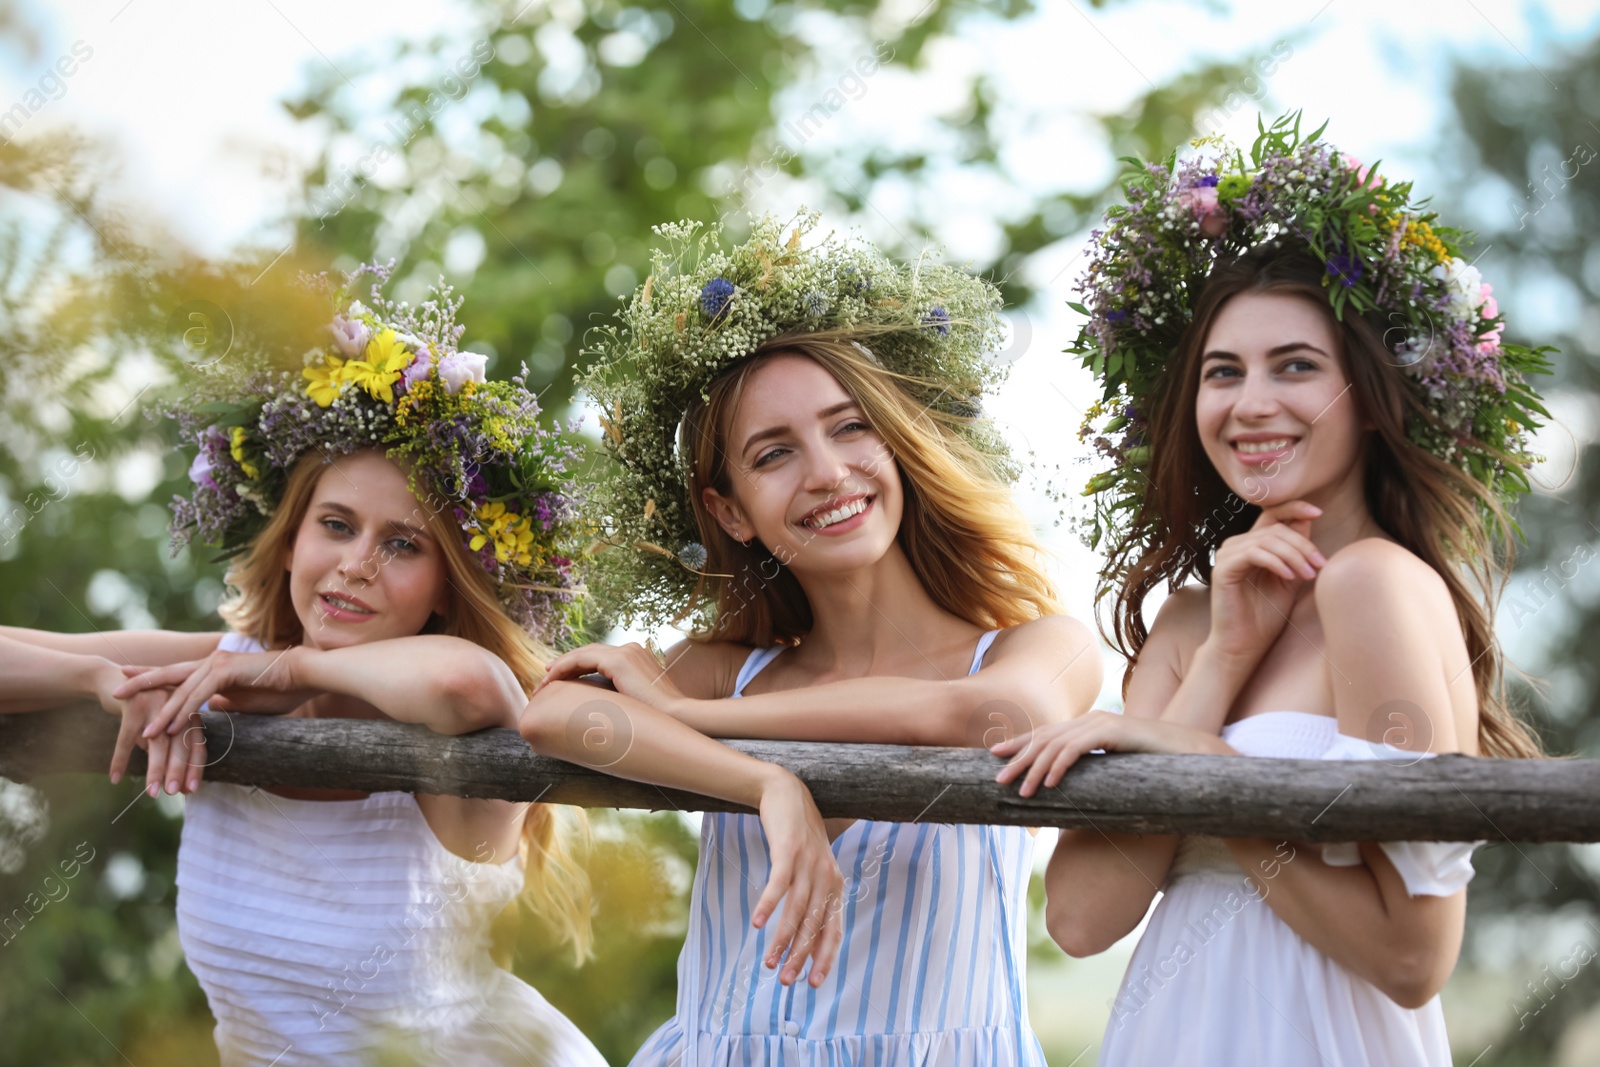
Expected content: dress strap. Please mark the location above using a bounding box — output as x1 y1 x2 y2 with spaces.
730 645 787 698
967 628 1002 676
738 630 994 694
216 630 265 654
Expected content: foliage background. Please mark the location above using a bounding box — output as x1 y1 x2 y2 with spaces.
2 1 1598 1063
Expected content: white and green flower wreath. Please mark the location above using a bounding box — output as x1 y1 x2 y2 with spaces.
578 211 1012 631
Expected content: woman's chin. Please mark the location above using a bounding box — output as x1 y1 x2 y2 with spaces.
1222 478 1301 510
292 611 380 650
797 537 898 576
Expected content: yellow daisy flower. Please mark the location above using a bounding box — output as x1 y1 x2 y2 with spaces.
302 354 347 407
469 502 539 566
343 329 413 405
229 426 261 481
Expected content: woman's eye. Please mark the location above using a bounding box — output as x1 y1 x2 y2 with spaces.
1202 364 1240 380
1282 358 1317 373
387 537 419 554
322 517 352 535
752 447 788 468
838 420 871 435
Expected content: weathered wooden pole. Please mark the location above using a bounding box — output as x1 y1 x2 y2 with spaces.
3 706 1596 842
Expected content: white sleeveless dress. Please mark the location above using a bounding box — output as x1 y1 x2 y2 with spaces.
175 631 605 1067
1098 710 1480 1067
632 629 1048 1067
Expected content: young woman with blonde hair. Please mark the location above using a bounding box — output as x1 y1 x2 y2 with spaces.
521 214 1101 1064
1 265 842 1065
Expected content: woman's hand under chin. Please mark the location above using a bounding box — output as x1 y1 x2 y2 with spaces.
1204 500 1326 670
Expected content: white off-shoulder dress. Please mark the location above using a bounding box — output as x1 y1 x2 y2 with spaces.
1098 710 1479 1067
175 631 605 1067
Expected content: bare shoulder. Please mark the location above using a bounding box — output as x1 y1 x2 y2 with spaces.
662 638 760 699
988 614 1096 660
1314 538 1452 617
1146 585 1212 653
988 616 1101 698
1121 586 1210 718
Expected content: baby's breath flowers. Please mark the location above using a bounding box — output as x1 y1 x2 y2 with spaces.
1070 112 1553 555
164 262 587 643
578 210 1011 631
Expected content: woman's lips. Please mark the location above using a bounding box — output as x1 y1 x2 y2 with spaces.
1229 437 1298 466
318 592 376 622
800 495 873 535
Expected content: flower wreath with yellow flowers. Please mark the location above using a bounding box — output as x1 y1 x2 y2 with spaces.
578 211 1011 631
1071 112 1553 556
165 262 586 641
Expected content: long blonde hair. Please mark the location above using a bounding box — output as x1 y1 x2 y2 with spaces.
682 333 1060 645
218 449 594 961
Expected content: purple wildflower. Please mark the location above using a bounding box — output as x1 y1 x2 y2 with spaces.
700 277 736 318
401 347 433 390
327 314 371 357
1326 252 1363 287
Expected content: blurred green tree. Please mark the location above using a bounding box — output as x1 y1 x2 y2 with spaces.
1441 32 1600 1066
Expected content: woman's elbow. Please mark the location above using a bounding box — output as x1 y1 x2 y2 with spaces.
1375 947 1454 1010
1379 974 1442 1011
941 681 1055 749
518 680 583 753
518 693 553 751
1045 898 1121 959
432 657 521 733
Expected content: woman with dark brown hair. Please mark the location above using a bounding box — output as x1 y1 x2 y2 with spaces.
995 117 1548 1064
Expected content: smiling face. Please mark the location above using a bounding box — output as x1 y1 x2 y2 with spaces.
1194 291 1368 508
285 450 451 650
700 353 903 576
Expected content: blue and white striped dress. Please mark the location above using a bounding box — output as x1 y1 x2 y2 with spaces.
632 629 1047 1067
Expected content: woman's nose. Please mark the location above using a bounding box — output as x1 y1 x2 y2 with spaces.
338 537 381 584
801 440 853 493
1233 368 1281 418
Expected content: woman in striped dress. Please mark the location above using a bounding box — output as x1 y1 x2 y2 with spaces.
522 217 1102 1064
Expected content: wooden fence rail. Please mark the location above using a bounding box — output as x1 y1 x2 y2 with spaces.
2 705 1597 842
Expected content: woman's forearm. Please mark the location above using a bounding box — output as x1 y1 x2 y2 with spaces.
289 636 525 733
523 680 796 809
0 625 220 666
673 675 964 744
672 671 1066 747
0 635 116 712
1045 829 1177 957
1154 639 1256 733
1225 838 1464 1008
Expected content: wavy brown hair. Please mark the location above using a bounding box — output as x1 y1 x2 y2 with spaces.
1105 245 1540 758
218 449 594 961
680 332 1059 646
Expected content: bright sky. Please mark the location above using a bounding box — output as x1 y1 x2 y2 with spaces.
5 0 1598 682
